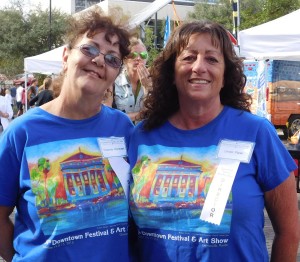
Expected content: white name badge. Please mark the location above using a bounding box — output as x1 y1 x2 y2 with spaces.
200 140 255 225
200 159 239 225
98 137 127 158
98 137 130 199
217 140 255 163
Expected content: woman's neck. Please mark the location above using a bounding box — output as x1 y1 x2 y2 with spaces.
42 92 102 120
169 103 224 130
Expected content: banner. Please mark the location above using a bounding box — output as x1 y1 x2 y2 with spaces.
163 16 171 48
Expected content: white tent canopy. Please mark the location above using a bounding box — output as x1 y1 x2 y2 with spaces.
238 9 300 61
24 46 64 75
128 0 171 29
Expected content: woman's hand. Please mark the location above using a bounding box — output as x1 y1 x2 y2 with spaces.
137 64 152 90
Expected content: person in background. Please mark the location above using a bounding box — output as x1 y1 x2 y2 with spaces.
114 37 152 123
0 87 5 96
0 92 13 131
9 85 17 107
0 6 133 261
5 89 13 108
27 78 38 107
29 77 53 107
128 20 300 261
15 84 24 116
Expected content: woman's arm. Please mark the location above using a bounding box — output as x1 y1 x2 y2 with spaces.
265 173 300 262
0 206 15 261
6 100 14 119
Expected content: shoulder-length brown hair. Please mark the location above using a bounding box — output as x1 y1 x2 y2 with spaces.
141 20 251 131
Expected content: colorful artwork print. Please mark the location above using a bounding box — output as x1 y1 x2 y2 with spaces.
25 138 127 236
130 145 232 234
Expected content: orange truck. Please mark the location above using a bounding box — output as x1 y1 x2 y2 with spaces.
244 60 300 139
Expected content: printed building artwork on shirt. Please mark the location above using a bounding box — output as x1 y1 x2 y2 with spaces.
25 137 128 236
130 145 232 247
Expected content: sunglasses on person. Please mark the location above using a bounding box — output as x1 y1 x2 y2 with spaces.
75 44 123 69
127 51 148 60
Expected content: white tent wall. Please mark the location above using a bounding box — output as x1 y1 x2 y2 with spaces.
238 9 300 61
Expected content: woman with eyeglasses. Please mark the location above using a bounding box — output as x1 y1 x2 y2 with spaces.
0 6 134 262
114 37 152 123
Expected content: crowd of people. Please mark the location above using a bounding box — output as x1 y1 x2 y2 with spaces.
0 5 299 262
0 76 54 132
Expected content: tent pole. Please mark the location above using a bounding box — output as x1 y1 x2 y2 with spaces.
154 12 157 49
25 73 28 112
48 0 52 50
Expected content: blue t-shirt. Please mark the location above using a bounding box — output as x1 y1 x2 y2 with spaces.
0 106 134 261
128 106 296 262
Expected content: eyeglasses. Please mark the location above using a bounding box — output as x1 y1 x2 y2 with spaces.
75 44 123 69
127 51 148 60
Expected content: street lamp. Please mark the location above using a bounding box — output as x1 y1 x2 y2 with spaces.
48 0 52 50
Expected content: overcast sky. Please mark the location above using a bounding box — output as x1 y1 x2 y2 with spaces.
0 0 70 13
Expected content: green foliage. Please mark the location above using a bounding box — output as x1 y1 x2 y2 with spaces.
188 0 232 30
0 2 70 77
47 179 58 200
35 73 50 86
38 157 50 173
188 0 300 33
132 163 141 175
30 168 41 181
264 0 300 21
239 0 266 29
144 26 161 67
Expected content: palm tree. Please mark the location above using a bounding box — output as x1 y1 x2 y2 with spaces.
38 157 51 206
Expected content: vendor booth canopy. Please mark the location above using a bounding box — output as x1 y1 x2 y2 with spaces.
24 46 65 75
238 9 300 61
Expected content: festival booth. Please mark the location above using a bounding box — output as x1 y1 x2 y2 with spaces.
239 10 300 191
238 8 300 61
238 8 300 123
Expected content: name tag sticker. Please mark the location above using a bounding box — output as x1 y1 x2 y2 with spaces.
98 137 127 158
217 140 254 163
98 137 130 198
